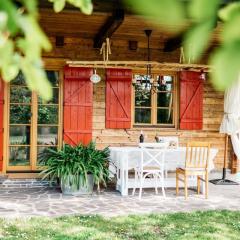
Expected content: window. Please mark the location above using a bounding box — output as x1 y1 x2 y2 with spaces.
134 73 177 127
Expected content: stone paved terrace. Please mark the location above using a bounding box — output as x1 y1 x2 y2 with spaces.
0 172 240 218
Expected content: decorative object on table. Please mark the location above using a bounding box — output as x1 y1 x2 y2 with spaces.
132 142 168 199
39 142 110 195
176 142 210 199
155 135 178 148
90 68 101 83
169 140 178 148
139 130 144 143
210 77 240 185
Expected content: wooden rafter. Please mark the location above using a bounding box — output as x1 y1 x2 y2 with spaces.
94 8 124 48
163 32 185 52
66 60 211 72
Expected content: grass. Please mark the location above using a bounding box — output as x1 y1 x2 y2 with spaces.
0 210 239 240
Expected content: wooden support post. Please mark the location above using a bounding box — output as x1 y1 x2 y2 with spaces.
223 134 229 179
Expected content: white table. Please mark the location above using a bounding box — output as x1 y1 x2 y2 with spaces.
109 147 218 196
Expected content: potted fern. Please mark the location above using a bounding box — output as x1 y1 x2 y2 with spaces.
39 142 110 195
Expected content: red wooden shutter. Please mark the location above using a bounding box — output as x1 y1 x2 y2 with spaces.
180 71 203 130
63 66 93 145
0 79 3 171
106 69 132 129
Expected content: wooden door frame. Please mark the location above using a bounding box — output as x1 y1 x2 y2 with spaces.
2 58 64 173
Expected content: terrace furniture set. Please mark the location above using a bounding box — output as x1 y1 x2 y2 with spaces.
109 138 218 199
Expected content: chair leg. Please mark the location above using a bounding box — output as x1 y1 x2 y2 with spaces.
160 173 166 198
197 176 200 195
132 170 138 196
205 173 209 199
176 171 179 196
184 174 188 200
165 170 168 178
154 174 158 194
139 173 144 200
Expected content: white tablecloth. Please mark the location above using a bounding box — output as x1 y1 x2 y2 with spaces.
110 147 218 173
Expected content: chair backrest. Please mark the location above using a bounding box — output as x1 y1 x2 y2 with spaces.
139 142 168 170
185 142 210 169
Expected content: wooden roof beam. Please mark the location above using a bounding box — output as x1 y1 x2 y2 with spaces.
163 32 184 52
93 8 124 48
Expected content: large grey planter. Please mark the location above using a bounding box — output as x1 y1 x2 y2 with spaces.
61 174 94 195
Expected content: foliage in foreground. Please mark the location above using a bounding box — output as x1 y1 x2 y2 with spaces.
127 0 240 91
0 0 92 101
1 0 240 100
0 210 240 240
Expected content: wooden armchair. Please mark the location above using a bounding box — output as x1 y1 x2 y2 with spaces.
176 142 210 199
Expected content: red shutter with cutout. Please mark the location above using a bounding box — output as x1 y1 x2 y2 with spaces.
106 69 132 129
0 79 3 171
63 66 93 145
180 71 203 130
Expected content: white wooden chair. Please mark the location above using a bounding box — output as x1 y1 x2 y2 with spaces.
132 142 168 199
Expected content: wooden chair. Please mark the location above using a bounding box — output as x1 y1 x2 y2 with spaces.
176 142 210 199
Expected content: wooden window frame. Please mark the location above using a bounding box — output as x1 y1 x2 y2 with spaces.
3 62 63 172
132 70 178 129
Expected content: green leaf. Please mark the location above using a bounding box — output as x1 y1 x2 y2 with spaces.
0 12 8 30
19 16 52 52
188 0 220 21
210 41 240 90
53 0 66 12
219 2 240 22
184 21 213 62
21 59 53 101
221 13 240 44
2 63 19 82
125 0 186 32
22 0 38 14
0 0 20 34
79 0 93 15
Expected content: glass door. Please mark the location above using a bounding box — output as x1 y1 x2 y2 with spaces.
7 71 61 171
37 71 60 166
8 73 32 169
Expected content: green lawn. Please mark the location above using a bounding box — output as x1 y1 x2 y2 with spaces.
0 210 240 240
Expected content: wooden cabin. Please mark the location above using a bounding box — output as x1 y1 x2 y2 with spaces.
0 0 237 178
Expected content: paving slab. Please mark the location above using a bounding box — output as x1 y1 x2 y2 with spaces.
0 173 239 218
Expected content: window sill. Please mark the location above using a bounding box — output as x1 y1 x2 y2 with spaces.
133 124 177 130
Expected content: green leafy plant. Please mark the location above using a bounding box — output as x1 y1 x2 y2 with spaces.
39 142 110 191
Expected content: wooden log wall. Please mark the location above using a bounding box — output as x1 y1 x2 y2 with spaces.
91 74 228 170
42 34 229 170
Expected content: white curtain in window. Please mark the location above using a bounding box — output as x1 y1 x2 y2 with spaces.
220 77 240 159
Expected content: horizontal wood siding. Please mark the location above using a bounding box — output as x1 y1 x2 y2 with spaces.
92 76 227 169
40 29 227 170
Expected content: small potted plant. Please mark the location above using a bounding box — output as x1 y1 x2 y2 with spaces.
39 142 110 195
